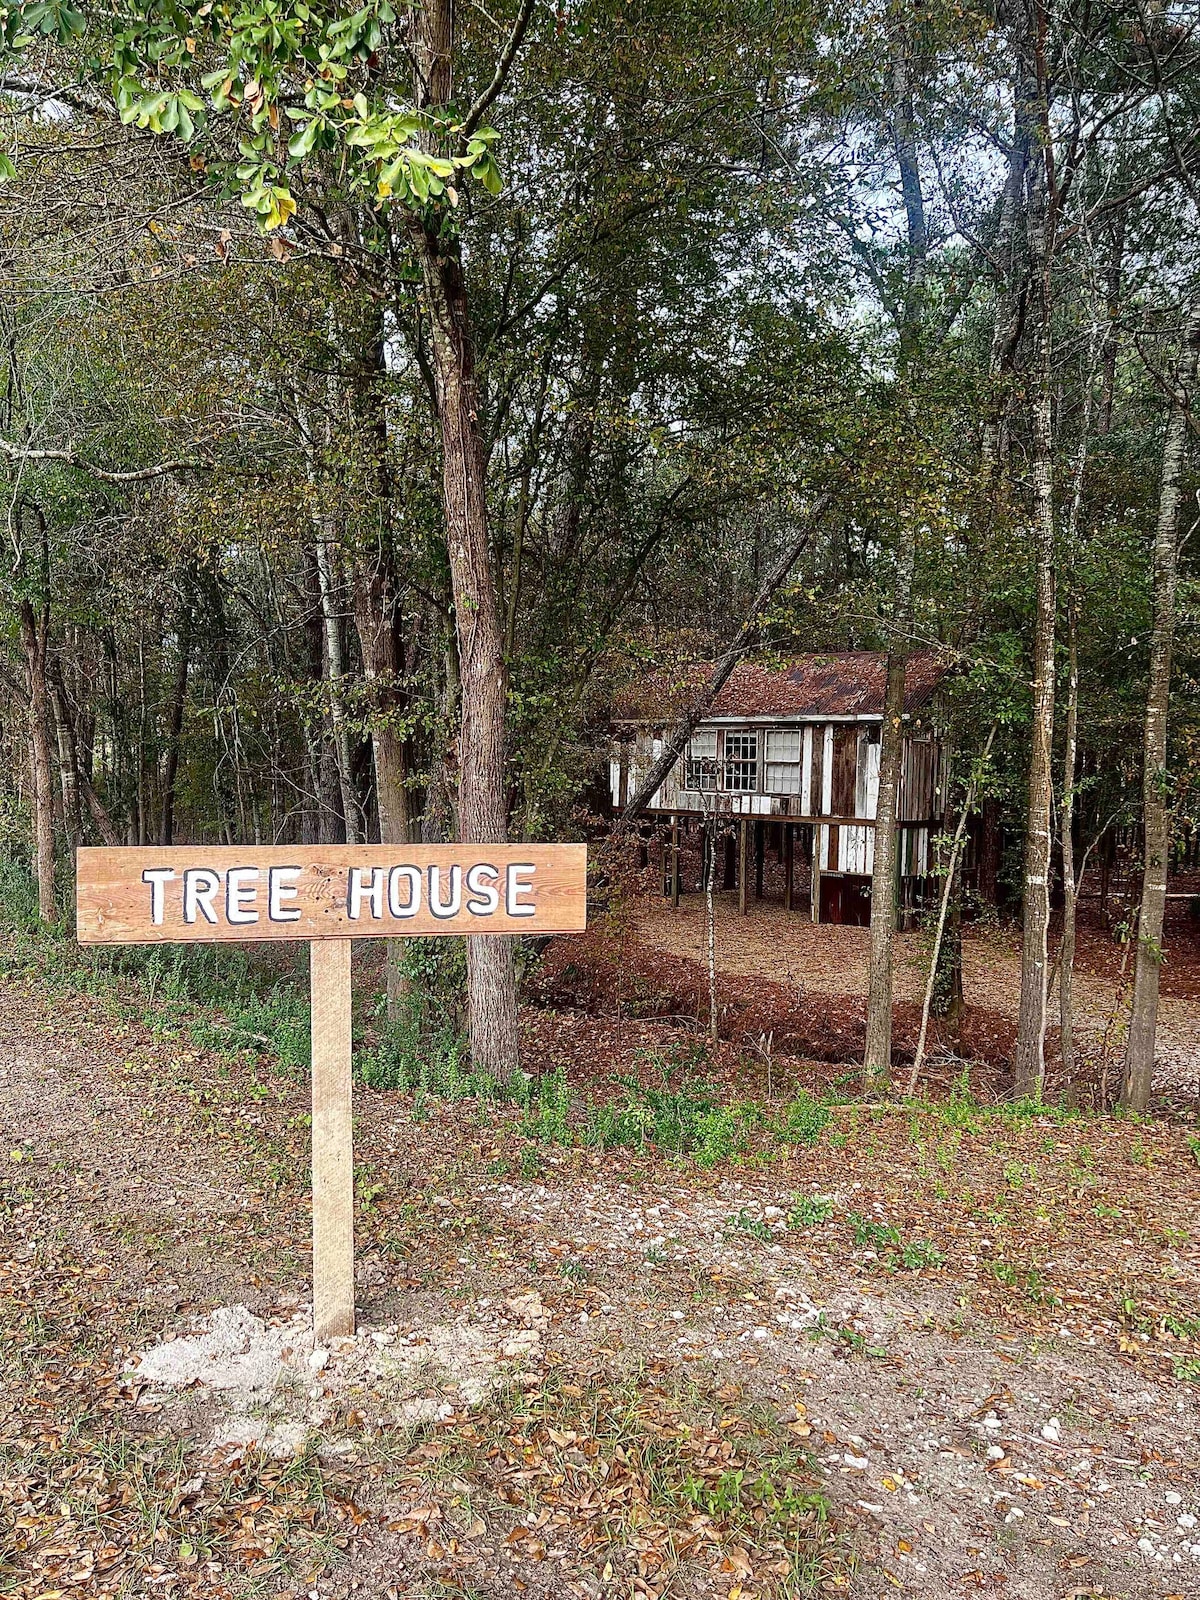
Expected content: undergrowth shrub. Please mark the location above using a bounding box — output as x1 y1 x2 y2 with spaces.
356 938 472 1092
782 1091 831 1145
788 1194 834 1228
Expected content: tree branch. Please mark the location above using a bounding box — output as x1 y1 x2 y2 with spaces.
615 492 835 832
457 0 537 151
0 439 209 483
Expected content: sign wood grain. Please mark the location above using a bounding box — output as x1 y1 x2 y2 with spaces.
76 844 588 944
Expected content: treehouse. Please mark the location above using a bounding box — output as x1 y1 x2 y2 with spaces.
609 651 951 926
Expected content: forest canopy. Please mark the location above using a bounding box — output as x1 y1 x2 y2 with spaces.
1 0 1198 1107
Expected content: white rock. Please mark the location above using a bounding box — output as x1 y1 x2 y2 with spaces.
128 1306 294 1400
1041 1418 1061 1442
1166 1492 1183 1505
309 1348 329 1373
987 1445 1005 1460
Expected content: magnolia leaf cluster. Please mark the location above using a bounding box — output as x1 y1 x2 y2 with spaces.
0 0 503 227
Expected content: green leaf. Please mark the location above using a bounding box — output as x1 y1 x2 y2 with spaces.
474 151 501 195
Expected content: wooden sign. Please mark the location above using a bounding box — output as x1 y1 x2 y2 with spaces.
76 844 588 944
76 841 587 1344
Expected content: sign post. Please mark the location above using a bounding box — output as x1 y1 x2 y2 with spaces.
77 844 587 1340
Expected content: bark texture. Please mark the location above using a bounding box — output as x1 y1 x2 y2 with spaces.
19 597 56 920
1013 33 1057 1099
410 0 519 1079
864 12 924 1088
863 536 914 1086
1121 305 1200 1111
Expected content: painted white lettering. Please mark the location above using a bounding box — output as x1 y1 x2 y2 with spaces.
505 862 536 917
428 864 462 919
387 864 422 918
183 868 221 924
347 866 384 920
226 867 260 925
142 867 175 925
268 866 302 922
465 862 500 916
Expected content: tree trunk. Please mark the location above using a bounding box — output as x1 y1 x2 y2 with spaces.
314 533 362 846
1121 305 1200 1111
352 551 414 847
48 669 81 852
159 595 191 847
863 535 913 1088
410 0 519 1080
1059 595 1079 1078
864 12 925 1090
353 548 416 1018
979 132 1029 488
1059 310 1099 1081
1012 39 1057 1100
19 598 56 921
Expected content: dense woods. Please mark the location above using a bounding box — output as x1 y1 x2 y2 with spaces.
6 8 1200 1598
1 0 1199 1106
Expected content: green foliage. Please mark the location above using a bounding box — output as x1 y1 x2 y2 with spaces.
680 1465 827 1531
898 1239 945 1271
355 938 472 1093
0 854 41 934
581 1077 744 1167
520 1069 571 1145
781 1092 831 1146
787 1193 834 1229
0 0 504 228
188 985 310 1075
848 1212 901 1249
728 1208 773 1242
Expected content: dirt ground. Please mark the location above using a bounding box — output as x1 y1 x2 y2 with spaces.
631 893 1200 1092
4 937 1200 1600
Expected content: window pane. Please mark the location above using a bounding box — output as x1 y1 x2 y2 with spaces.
723 731 758 792
688 729 718 759
765 761 801 794
765 729 800 761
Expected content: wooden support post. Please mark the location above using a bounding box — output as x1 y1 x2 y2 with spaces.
311 938 355 1342
783 823 794 912
754 821 764 899
738 820 748 916
811 826 822 924
670 814 680 907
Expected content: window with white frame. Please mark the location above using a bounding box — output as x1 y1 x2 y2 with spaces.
685 728 718 791
764 728 802 794
723 730 759 792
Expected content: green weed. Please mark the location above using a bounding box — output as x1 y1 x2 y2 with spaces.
787 1194 834 1229
728 1209 773 1242
899 1239 945 1271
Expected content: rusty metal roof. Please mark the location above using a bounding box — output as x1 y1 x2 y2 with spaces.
614 650 951 722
